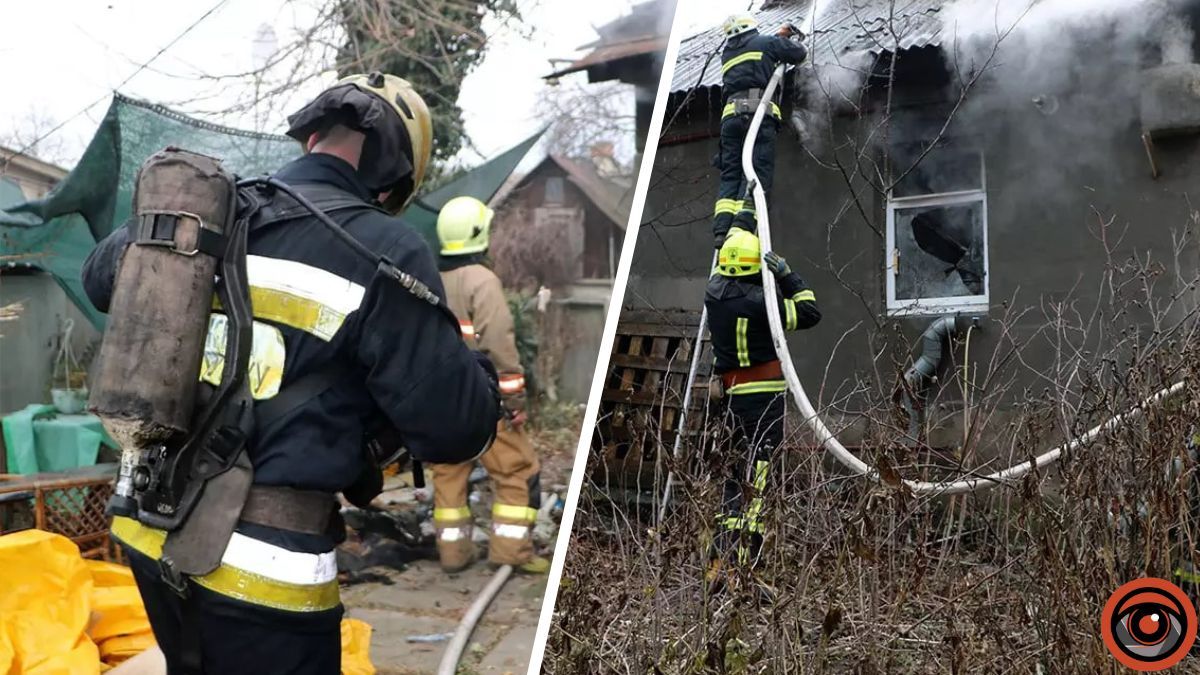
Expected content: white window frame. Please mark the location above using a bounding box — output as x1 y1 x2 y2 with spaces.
885 151 989 317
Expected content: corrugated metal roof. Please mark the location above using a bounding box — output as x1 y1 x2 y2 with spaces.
671 0 947 94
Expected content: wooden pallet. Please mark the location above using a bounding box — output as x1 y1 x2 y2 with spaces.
0 464 120 560
591 309 713 488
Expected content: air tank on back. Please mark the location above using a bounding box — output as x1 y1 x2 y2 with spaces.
88 147 236 516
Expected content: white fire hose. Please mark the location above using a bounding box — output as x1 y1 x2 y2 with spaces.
436 564 513 675
657 63 1188 505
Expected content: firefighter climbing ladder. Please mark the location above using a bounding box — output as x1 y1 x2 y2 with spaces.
659 65 1189 513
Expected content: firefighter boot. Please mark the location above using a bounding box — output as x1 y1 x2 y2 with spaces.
430 461 478 573
481 423 543 570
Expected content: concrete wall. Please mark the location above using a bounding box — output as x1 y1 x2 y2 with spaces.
0 271 101 414
631 51 1200 448
539 280 611 403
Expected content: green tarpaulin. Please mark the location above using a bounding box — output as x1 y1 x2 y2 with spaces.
1 405 117 475
0 94 541 330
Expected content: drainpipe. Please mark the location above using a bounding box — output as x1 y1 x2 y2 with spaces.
901 316 960 440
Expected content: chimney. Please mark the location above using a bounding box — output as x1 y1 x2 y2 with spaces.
590 142 621 178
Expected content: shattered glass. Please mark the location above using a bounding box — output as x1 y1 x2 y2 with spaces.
894 201 985 301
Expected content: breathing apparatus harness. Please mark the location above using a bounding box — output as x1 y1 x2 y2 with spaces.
108 169 468 557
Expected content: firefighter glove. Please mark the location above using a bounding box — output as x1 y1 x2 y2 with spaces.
777 23 802 38
764 251 791 277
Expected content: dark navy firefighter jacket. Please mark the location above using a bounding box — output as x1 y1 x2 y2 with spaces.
705 271 821 374
83 153 499 506
721 29 808 104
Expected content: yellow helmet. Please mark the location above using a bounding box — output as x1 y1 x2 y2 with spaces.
437 196 494 256
286 71 433 214
716 227 762 277
723 12 759 38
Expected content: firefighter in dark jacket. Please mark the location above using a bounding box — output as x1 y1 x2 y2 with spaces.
704 227 820 575
713 12 807 246
82 73 501 675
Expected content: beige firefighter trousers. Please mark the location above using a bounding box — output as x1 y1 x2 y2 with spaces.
430 421 540 569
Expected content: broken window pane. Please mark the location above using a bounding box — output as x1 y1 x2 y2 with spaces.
894 202 985 301
892 144 983 198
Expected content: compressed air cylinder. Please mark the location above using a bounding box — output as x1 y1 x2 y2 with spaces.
88 148 236 452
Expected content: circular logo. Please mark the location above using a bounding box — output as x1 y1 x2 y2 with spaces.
1102 578 1197 671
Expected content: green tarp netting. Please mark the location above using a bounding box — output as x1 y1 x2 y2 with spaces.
0 94 540 331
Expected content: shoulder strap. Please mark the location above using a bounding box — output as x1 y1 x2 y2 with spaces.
254 364 343 430
251 183 388 231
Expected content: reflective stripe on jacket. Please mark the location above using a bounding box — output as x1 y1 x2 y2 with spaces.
112 516 339 613
720 30 808 108
81 152 500 497
704 272 821 375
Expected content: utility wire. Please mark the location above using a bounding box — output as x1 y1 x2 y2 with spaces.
4 0 230 165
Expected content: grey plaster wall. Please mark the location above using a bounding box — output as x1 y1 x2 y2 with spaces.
629 59 1200 448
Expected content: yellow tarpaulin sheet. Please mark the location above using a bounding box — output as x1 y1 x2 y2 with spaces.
0 530 374 674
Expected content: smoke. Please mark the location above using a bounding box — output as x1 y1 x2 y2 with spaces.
939 0 1180 79
791 0 1198 195
792 0 873 151
930 0 1195 207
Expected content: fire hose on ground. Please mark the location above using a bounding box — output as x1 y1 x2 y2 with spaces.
436 563 513 675
657 65 1189 514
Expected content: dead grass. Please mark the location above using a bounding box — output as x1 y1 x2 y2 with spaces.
545 246 1200 673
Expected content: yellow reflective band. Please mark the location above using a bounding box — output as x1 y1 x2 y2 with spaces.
714 199 739 216
199 316 286 400
434 506 472 522
753 460 769 491
721 505 765 534
721 101 784 120
111 517 339 613
784 298 797 330
192 562 339 613
737 200 755 213
111 515 165 558
499 375 526 394
744 497 765 533
243 255 364 341
493 503 538 522
793 290 816 303
735 317 750 367
721 51 763 74
246 286 346 342
728 380 788 395
737 544 751 564
1177 567 1200 584
444 241 466 251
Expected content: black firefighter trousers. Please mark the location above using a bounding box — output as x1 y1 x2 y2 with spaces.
713 113 780 244
125 545 343 674
714 390 786 565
